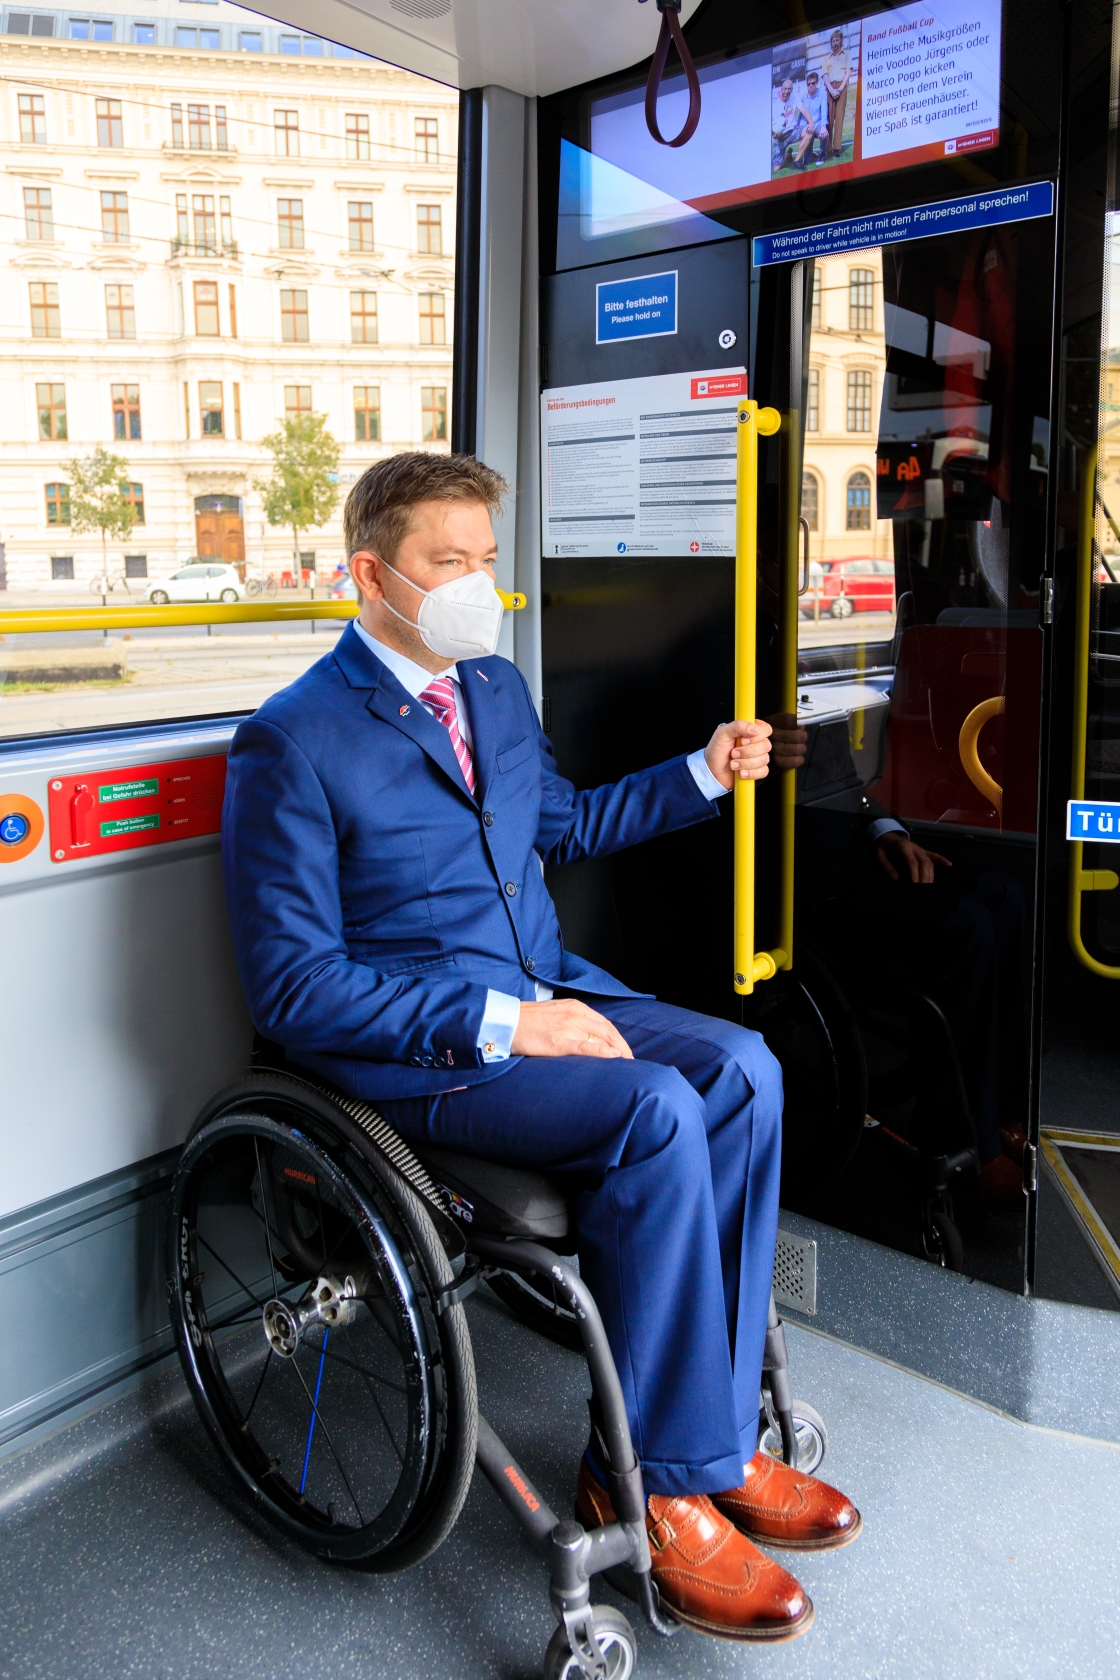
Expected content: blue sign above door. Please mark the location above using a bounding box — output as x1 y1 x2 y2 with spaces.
1068 801 1120 843
752 181 1055 267
596 271 678 344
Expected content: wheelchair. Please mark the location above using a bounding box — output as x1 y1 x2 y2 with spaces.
165 1065 818 1679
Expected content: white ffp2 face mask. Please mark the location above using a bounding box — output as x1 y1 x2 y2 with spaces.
379 560 505 661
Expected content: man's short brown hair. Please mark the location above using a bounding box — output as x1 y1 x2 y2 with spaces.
343 452 507 563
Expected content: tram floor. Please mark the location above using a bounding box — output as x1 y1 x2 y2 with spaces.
1 1289 1118 1680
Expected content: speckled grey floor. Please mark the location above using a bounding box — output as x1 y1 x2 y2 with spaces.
1 1290 1119 1680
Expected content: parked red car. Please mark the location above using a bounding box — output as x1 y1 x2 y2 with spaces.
805 557 896 618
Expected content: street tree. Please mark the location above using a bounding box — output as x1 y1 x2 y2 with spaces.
66 446 138 588
254 414 340 585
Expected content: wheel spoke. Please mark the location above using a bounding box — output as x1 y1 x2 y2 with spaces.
254 1137 280 1296
309 1336 408 1395
299 1331 329 1494
243 1347 274 1424
288 1352 366 1524
195 1232 271 1318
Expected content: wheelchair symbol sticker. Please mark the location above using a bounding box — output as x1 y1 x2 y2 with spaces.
0 794 44 862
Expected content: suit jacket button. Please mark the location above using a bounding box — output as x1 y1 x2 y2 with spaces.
504 881 517 896
483 811 494 826
409 1056 421 1066
526 957 535 971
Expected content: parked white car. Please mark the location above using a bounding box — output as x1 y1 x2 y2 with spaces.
147 563 246 605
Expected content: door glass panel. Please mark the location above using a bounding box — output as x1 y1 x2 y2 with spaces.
784 226 1051 1287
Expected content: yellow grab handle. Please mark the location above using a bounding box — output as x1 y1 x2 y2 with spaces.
496 589 527 610
1067 443 1120 977
958 695 1005 817
734 398 782 995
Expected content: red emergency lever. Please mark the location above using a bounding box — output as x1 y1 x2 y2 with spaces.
70 783 95 847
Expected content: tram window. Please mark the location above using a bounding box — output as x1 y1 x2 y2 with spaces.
0 12 456 741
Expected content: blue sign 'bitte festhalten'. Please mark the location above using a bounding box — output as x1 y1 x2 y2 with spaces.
596 271 678 344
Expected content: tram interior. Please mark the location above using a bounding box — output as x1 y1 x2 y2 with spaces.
3 1 1120 1677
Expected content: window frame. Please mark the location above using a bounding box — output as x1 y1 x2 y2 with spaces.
845 470 873 531
800 471 819 532
414 115 438 162
354 384 380 441
845 368 872 433
277 198 305 250
421 384 447 442
346 112 370 159
111 382 141 441
193 279 220 337
18 92 46 145
100 189 129 243
36 381 67 441
418 291 446 345
45 482 70 526
199 381 224 437
416 202 442 255
848 267 875 333
95 96 123 148
347 200 374 252
29 280 60 339
274 109 299 157
280 288 309 343
349 290 378 344
806 366 820 433
105 282 136 340
284 384 312 417
23 184 52 240
120 481 145 526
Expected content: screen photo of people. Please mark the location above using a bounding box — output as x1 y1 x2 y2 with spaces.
771 25 860 180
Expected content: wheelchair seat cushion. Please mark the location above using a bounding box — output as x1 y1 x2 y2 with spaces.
412 1145 571 1240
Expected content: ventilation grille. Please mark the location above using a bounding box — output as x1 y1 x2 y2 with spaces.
773 1229 817 1316
391 0 451 18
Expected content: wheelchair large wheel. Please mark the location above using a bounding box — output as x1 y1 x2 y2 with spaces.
166 1075 476 1571
487 1265 584 1352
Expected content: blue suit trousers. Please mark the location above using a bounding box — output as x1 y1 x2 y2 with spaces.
379 997 783 1497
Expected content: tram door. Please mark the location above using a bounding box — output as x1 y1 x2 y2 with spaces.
751 227 1051 1288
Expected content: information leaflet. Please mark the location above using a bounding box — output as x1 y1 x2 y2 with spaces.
540 369 747 559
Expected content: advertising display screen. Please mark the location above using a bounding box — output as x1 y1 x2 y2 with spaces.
587 0 1001 221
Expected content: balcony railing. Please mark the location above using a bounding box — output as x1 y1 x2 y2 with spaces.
170 238 239 259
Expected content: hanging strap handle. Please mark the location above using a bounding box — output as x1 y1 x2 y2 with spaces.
644 0 701 148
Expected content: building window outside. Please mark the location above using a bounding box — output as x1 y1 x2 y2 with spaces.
220 196 233 248
275 109 299 156
183 381 190 436
280 289 309 342
23 186 52 239
171 103 183 147
45 483 70 525
810 264 821 329
192 194 216 251
36 382 67 440
112 383 141 440
215 105 227 149
806 367 819 432
100 190 129 242
849 268 874 332
121 482 144 525
801 473 819 532
124 554 147 578
30 281 60 338
199 382 223 436
416 203 442 254
846 471 872 530
284 385 312 416
346 112 370 158
418 291 446 345
71 19 113 40
350 291 377 344
280 34 300 53
105 283 136 339
228 282 238 337
188 103 211 149
348 200 374 251
18 93 46 144
846 369 872 432
134 23 154 44
354 385 380 440
421 385 447 442
232 382 242 439
414 116 438 161
96 97 122 147
175 194 189 246
240 31 261 51
50 556 74 580
8 15 55 36
193 281 220 336
277 198 304 249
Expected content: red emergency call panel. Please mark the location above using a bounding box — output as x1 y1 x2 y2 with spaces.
47 754 227 863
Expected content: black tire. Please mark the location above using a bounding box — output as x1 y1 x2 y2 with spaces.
543 1607 636 1680
166 1073 476 1571
149 590 170 605
923 1209 965 1272
487 1266 584 1351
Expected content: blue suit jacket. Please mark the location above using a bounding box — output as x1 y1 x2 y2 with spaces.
222 623 719 1099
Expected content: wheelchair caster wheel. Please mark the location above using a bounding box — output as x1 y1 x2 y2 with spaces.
758 1401 828 1476
543 1606 637 1680
922 1210 965 1271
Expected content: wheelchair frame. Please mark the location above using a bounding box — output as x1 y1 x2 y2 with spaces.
166 1068 803 1680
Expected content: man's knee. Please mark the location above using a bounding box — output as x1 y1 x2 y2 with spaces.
618 1062 708 1169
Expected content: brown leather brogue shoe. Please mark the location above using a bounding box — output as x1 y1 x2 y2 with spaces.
712 1451 862 1551
576 1459 813 1643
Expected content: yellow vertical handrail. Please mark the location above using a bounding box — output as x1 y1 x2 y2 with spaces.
734 397 782 995
777 408 798 973
1067 444 1120 977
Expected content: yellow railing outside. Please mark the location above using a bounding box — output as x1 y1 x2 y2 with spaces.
1067 445 1120 978
734 397 782 995
0 590 526 638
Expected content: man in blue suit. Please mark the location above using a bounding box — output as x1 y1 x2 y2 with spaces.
223 453 859 1644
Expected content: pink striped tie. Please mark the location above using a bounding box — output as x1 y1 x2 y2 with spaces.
418 676 476 795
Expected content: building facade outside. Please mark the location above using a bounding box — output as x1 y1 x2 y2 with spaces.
0 0 456 592
802 249 892 568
